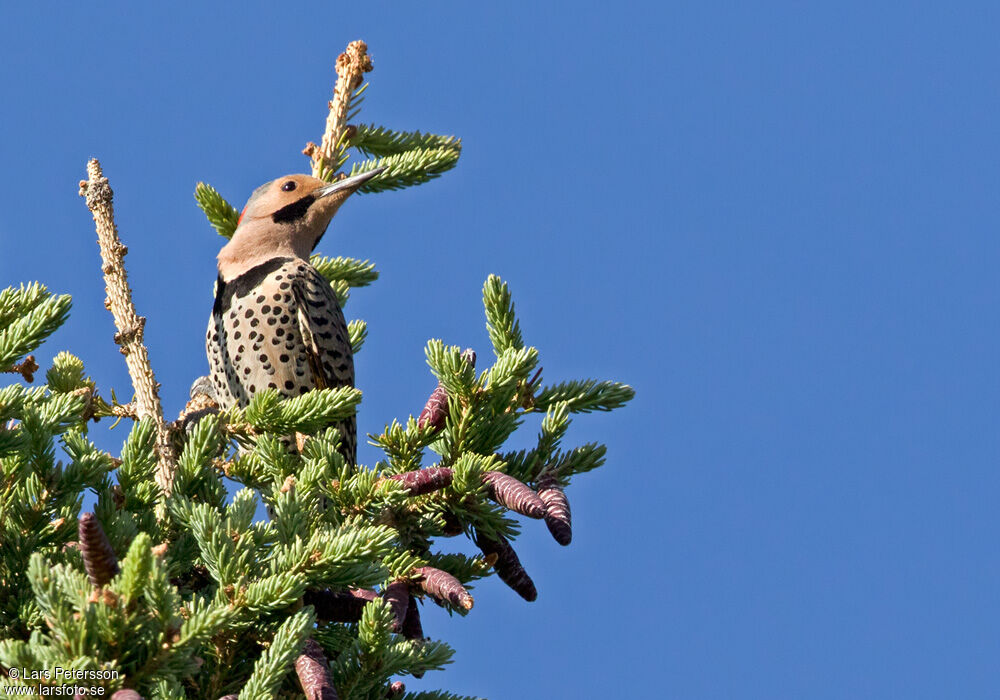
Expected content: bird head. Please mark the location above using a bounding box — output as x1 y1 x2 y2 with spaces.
217 168 383 280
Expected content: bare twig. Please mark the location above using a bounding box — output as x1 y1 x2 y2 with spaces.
79 159 177 496
307 40 373 180
111 402 138 418
4 354 38 382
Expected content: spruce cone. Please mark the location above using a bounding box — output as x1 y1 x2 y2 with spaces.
402 593 424 677
440 510 463 537
304 588 377 622
350 587 379 603
382 580 410 631
110 692 143 700
386 681 405 697
474 531 537 602
417 384 449 431
296 638 339 700
537 476 572 545
417 348 475 430
401 593 423 641
78 512 119 587
387 467 454 495
481 471 546 519
414 566 473 610
170 564 211 593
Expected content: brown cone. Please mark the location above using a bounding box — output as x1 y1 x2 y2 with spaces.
402 593 425 678
387 467 454 495
482 471 546 519
474 531 537 602
295 638 339 700
304 588 377 622
439 510 463 537
417 384 449 430
401 593 423 641
78 512 119 587
382 580 410 631
537 476 572 545
414 566 473 610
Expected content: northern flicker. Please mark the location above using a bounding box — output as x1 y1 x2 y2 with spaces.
206 169 382 465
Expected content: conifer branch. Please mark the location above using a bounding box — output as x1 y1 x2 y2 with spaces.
79 159 177 496
310 40 374 181
347 147 461 193
351 124 460 158
483 275 523 356
533 378 635 413
240 608 316 699
347 319 367 354
309 255 379 288
0 284 71 371
194 182 240 240
417 349 475 432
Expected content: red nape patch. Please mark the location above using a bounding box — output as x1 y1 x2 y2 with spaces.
237 206 247 227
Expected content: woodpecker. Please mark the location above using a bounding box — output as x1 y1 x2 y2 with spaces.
206 169 382 465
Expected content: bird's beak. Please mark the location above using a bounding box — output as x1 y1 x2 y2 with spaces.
315 167 386 198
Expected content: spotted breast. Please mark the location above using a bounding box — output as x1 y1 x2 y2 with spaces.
206 256 356 464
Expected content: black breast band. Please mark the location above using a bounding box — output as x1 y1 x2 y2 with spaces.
213 257 293 315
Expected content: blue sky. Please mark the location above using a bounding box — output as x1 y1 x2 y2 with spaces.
2 2 1000 698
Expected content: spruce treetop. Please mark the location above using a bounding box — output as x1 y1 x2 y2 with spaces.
0 39 633 700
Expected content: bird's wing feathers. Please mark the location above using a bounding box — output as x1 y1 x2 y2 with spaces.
290 265 354 393
292 284 329 390
289 262 357 463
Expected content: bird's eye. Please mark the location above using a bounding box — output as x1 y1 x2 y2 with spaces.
281 181 296 192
